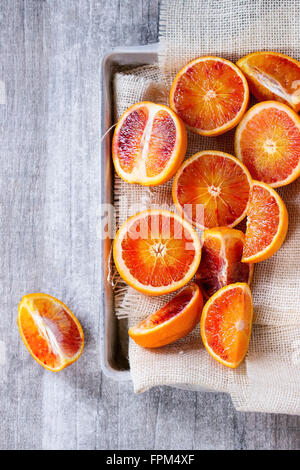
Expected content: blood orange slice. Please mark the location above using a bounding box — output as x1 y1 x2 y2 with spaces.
200 283 253 368
235 101 300 187
242 181 288 263
172 151 252 230
18 293 84 372
169 56 249 136
112 101 187 186
197 227 253 299
237 51 300 112
129 282 203 348
113 210 201 296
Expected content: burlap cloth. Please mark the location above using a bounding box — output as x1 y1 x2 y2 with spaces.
111 0 300 414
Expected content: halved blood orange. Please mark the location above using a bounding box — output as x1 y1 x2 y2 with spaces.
112 101 187 186
237 51 300 112
242 181 288 263
200 283 253 368
172 151 252 230
129 282 203 348
169 56 249 136
235 101 300 187
18 293 84 372
113 209 201 296
197 227 253 299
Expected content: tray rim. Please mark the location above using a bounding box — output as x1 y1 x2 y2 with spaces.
100 43 159 382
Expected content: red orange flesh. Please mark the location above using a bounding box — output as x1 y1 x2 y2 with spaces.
172 151 252 230
242 181 288 263
112 102 187 186
197 227 253 299
113 210 201 295
129 283 203 348
235 101 300 187
170 56 249 136
237 51 300 112
18 293 84 372
200 283 253 368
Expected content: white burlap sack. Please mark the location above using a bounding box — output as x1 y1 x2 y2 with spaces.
112 0 300 414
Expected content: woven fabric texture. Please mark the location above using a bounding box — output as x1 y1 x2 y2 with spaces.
112 0 300 415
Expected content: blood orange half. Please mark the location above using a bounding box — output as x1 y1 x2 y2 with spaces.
170 56 249 136
235 101 300 187
200 283 253 368
129 282 203 348
112 101 187 186
172 151 252 230
242 181 288 263
18 293 84 372
237 51 300 112
197 227 253 299
113 210 201 296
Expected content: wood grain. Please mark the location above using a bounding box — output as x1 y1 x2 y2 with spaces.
0 0 299 450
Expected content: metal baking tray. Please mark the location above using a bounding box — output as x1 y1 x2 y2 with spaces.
100 43 159 382
100 43 211 391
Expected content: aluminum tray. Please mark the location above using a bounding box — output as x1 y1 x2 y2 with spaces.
100 43 211 392
100 43 159 382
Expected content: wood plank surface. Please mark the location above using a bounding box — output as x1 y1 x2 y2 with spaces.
0 0 299 450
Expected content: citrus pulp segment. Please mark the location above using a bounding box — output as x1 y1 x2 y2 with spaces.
113 210 201 295
112 101 187 186
172 151 252 230
18 293 84 372
200 283 253 368
129 282 203 348
170 56 249 136
197 227 253 299
237 51 300 111
235 101 300 187
242 181 288 263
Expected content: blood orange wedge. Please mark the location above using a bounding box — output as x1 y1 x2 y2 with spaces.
172 151 252 230
112 101 187 186
242 181 288 263
197 228 253 299
169 56 249 136
18 293 84 372
200 283 253 368
129 282 203 348
113 209 201 296
235 101 300 187
237 51 300 112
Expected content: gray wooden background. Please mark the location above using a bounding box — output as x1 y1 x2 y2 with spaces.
0 0 299 450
